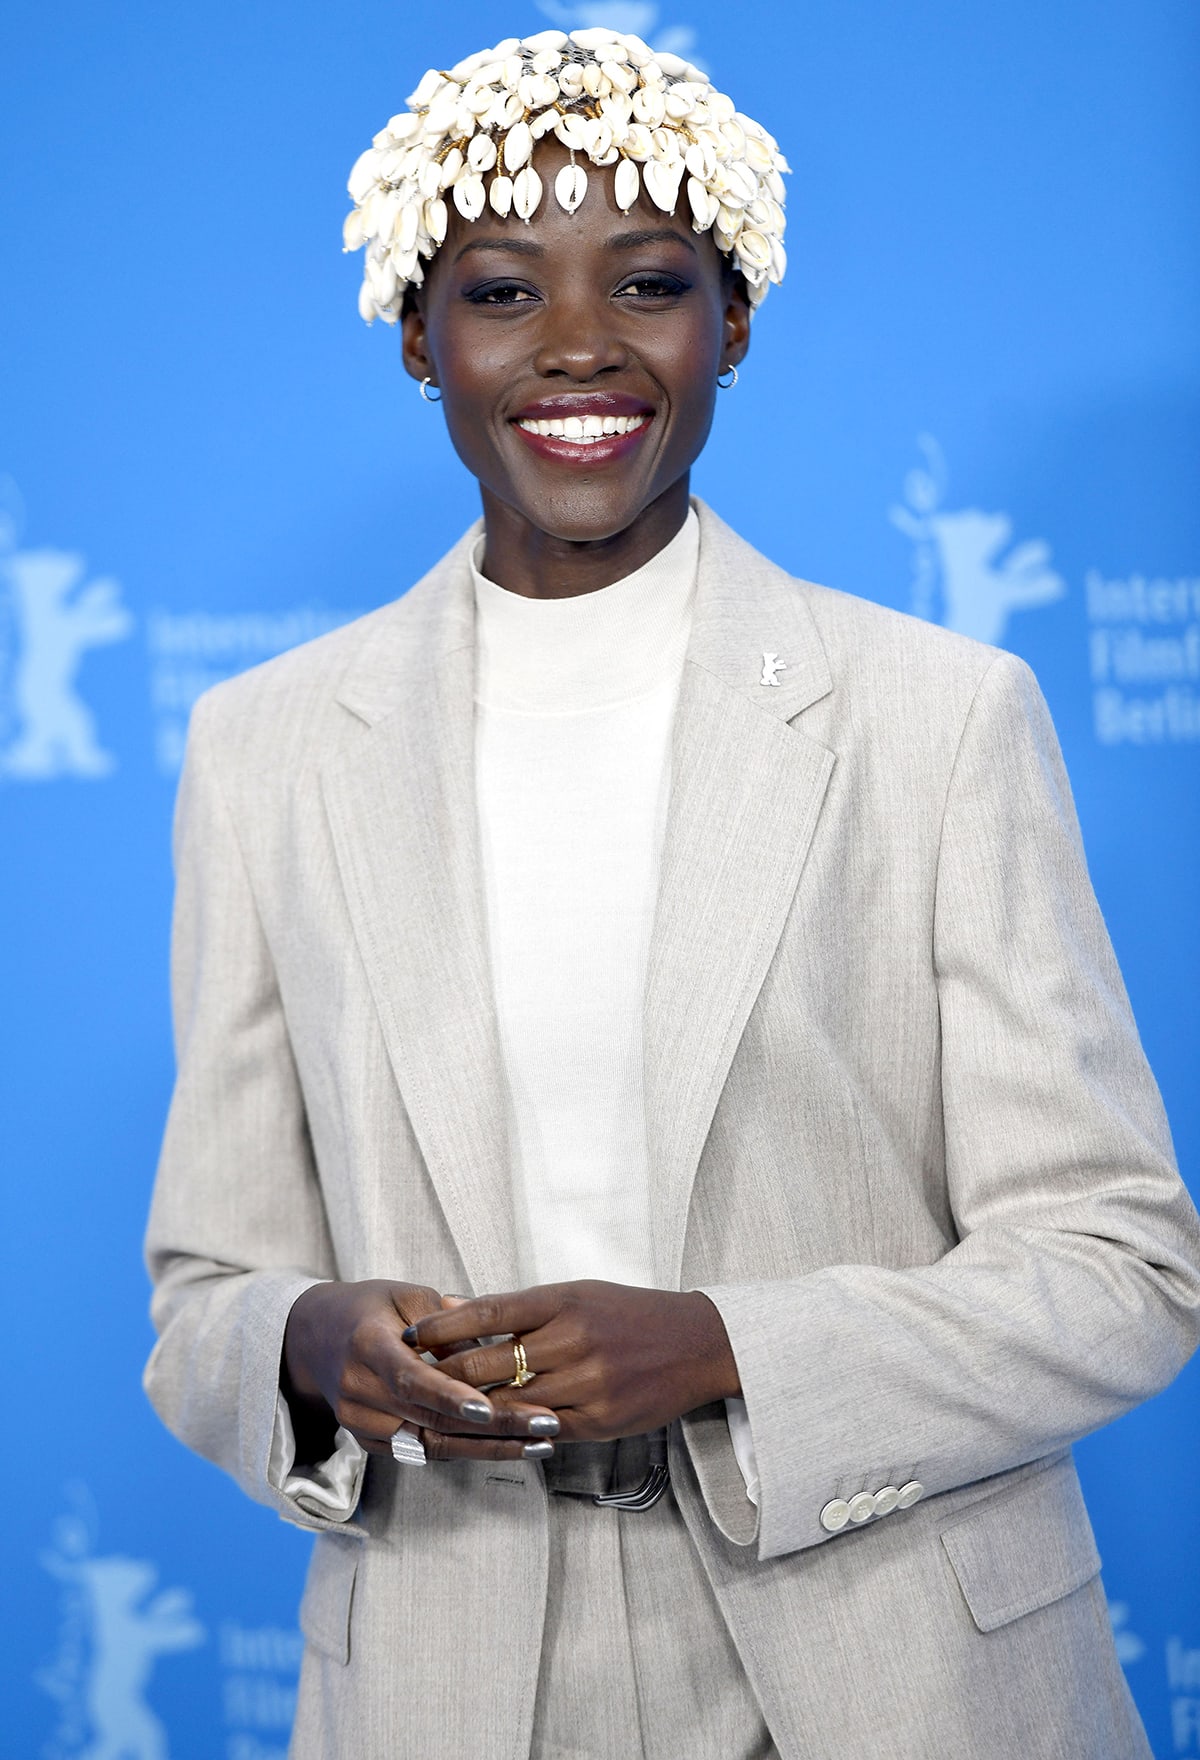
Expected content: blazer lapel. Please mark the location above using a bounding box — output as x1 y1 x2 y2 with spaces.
320 531 523 1296
644 506 836 1288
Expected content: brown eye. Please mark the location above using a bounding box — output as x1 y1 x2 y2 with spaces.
465 280 540 305
615 274 689 299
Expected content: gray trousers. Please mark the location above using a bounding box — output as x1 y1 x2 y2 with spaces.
532 1442 778 1760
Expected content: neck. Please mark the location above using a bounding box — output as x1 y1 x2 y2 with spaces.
477 477 692 600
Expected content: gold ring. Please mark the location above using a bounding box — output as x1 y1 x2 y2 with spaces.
510 1338 535 1387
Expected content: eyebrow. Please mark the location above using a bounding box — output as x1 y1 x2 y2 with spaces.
452 226 699 265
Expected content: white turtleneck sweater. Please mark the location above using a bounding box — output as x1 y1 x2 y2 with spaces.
271 507 757 1514
472 508 757 1505
471 511 698 1291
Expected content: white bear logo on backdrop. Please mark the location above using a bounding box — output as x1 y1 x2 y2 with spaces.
890 435 1065 644
0 477 134 781
892 437 1200 745
38 1484 205 1760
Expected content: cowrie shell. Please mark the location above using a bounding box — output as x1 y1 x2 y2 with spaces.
632 87 666 127
614 157 640 212
347 148 379 204
583 119 613 161
493 91 524 130
523 29 568 53
604 59 638 93
437 146 463 190
423 197 448 243
407 69 443 109
555 112 588 152
513 165 543 220
555 162 588 213
685 140 716 183
468 133 497 172
734 228 771 270
686 177 719 231
642 157 683 213
453 174 486 220
504 120 532 171
396 200 419 253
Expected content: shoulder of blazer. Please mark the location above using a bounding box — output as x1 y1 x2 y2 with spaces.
800 576 1002 694
691 499 1007 734
185 522 481 771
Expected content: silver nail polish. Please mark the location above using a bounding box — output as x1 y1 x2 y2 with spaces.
527 1414 560 1436
461 1400 492 1423
523 1440 554 1459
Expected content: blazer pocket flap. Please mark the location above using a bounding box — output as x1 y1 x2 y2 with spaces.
300 1533 360 1664
940 1459 1101 1634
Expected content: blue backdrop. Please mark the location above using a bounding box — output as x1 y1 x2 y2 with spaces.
2 2 1197 1755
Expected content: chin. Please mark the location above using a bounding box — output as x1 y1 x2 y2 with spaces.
512 482 655 546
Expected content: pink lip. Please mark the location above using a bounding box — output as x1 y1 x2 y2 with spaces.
511 390 654 421
511 416 653 468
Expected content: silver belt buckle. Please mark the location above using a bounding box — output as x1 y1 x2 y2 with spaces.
593 1432 669 1512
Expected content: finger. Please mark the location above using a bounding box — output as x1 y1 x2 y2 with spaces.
429 1296 478 1358
425 1295 475 1358
337 1400 418 1446
420 1429 556 1465
403 1286 561 1354
368 1340 501 1429
433 1338 547 1390
332 1353 492 1435
404 1398 561 1440
482 1372 577 1415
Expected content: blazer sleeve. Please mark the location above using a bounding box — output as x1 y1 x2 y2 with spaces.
143 691 364 1536
691 651 1200 1562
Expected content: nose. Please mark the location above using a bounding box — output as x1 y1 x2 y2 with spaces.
531 287 629 381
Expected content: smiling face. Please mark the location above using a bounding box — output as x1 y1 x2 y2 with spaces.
401 139 750 595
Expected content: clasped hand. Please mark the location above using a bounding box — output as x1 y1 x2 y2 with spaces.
282 1277 740 1464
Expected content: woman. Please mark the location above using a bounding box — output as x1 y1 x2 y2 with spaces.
144 26 1200 1759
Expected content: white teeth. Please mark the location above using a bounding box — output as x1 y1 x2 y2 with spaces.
516 412 649 442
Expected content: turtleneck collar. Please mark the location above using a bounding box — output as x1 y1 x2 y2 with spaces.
471 507 699 715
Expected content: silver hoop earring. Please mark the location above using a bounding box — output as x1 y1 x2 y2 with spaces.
717 365 739 390
419 377 442 403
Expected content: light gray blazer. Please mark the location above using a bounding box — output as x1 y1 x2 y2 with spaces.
144 501 1200 1758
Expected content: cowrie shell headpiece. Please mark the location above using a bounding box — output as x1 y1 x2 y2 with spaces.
344 27 790 325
